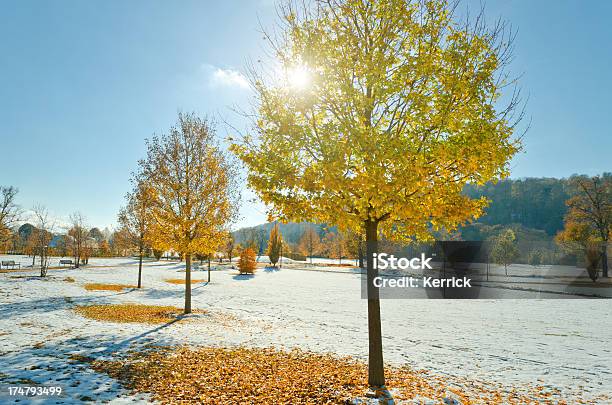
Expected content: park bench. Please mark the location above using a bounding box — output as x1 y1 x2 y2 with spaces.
59 259 74 267
1 260 20 269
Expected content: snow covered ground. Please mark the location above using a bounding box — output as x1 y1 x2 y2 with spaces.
0 255 611 403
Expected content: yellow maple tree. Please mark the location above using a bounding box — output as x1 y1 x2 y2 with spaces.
232 0 523 388
139 113 239 313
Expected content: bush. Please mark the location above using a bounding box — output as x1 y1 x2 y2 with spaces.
585 243 601 282
238 248 257 274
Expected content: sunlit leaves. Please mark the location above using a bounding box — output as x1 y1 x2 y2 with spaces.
91 346 589 403
139 113 240 257
232 0 521 241
83 283 137 292
165 279 207 285
74 304 197 324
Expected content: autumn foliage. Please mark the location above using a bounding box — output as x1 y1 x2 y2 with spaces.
137 113 239 314
556 174 611 279
165 279 206 285
90 346 595 404
74 304 193 324
84 283 137 291
238 248 257 274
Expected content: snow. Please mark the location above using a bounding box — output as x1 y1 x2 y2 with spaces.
1 255 611 403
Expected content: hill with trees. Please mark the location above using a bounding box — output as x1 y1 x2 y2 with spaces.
463 178 569 236
234 177 573 249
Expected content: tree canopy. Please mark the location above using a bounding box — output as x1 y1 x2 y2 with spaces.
233 0 523 241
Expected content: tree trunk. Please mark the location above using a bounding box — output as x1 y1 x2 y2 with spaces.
138 247 143 288
40 250 45 277
602 243 608 278
365 219 385 388
184 254 192 314
207 256 211 283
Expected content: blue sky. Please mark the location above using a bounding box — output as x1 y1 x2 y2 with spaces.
1 0 611 230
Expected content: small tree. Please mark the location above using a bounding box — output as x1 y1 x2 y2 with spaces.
138 113 239 314
557 174 611 278
267 223 283 267
556 221 599 281
118 182 155 288
32 205 54 277
491 229 519 276
67 213 88 268
298 226 320 264
238 248 257 274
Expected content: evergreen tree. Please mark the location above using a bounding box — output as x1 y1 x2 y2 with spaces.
267 223 283 267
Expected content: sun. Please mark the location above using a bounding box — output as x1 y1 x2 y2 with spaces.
286 65 311 90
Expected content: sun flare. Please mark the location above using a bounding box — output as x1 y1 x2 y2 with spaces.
286 65 311 90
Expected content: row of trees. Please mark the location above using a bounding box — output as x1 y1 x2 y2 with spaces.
0 188 126 276
232 223 365 267
230 174 610 276
483 174 610 280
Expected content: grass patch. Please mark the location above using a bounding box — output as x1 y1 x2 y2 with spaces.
74 304 196 324
164 278 206 284
84 283 137 291
63 276 75 282
90 346 592 404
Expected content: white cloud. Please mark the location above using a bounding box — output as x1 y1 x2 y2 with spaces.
204 65 249 89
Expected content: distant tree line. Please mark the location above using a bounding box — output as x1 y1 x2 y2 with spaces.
233 178 573 251
463 177 570 236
